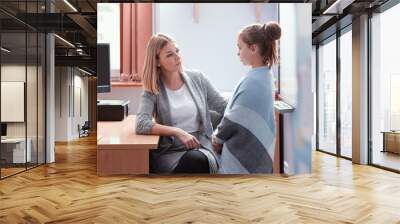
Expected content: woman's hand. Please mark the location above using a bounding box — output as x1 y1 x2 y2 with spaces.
174 128 200 150
212 136 223 154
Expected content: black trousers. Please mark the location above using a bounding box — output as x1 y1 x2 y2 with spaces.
172 150 210 174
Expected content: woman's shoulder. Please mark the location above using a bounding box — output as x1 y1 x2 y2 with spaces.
183 69 205 80
237 72 271 95
182 69 210 87
141 89 157 101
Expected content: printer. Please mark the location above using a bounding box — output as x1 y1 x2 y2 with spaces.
97 100 129 121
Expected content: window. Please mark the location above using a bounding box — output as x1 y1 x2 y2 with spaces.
370 2 400 171
317 36 337 155
97 4 120 78
339 28 352 158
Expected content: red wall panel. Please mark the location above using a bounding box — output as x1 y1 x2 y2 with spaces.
120 3 152 81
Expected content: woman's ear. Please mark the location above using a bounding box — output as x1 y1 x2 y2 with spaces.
250 44 258 54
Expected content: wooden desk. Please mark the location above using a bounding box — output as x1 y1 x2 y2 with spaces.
97 115 159 175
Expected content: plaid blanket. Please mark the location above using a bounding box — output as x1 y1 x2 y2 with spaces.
214 66 276 174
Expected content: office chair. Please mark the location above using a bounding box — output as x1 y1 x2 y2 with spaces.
79 121 90 138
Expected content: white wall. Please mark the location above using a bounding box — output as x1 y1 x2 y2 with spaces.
155 3 278 92
55 67 89 141
72 74 89 138
55 67 69 141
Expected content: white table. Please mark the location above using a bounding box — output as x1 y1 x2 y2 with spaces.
1 138 31 163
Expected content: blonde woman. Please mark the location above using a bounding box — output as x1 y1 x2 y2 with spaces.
135 33 227 174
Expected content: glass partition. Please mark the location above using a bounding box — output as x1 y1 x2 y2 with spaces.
0 1 46 179
27 31 38 169
1 30 28 177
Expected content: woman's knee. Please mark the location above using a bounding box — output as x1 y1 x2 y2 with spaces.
182 150 208 163
173 150 210 173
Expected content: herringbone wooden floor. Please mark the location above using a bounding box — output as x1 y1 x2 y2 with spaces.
1 135 400 224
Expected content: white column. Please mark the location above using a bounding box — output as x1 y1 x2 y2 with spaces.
352 14 369 164
46 33 55 163
45 0 55 163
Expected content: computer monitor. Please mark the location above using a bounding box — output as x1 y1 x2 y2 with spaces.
97 43 111 93
1 123 7 137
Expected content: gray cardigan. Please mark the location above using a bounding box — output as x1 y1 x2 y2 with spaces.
135 69 227 173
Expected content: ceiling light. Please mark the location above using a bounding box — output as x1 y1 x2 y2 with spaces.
322 0 354 15
63 0 78 12
78 67 92 76
1 47 11 53
54 34 75 48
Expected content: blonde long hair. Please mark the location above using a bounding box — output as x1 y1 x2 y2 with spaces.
141 33 175 94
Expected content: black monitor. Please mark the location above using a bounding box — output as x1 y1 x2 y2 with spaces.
1 123 7 137
97 43 111 93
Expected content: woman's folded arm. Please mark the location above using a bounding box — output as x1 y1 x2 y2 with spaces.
135 91 156 134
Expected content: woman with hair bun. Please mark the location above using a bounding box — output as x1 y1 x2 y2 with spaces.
212 21 281 174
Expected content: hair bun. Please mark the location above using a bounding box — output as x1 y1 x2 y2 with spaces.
264 21 281 41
